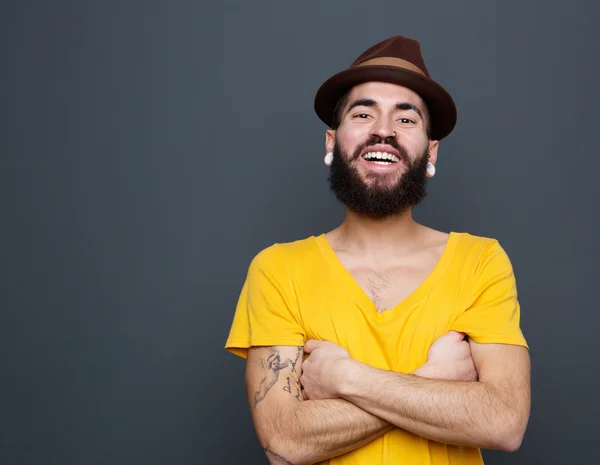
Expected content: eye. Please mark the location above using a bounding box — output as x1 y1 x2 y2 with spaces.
398 118 414 124
353 113 371 119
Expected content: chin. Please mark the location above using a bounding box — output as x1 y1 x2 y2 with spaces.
362 175 402 190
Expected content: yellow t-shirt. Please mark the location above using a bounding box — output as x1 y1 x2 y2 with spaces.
225 231 528 465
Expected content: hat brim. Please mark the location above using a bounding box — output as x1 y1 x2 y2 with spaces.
314 65 457 140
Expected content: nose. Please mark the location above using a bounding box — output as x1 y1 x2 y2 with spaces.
370 118 396 141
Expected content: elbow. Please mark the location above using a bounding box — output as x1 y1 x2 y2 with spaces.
262 438 294 465
263 441 310 465
497 431 524 453
492 413 529 453
265 439 316 465
259 431 308 465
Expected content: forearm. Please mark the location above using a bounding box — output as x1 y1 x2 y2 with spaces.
340 360 521 451
268 364 442 463
264 398 392 465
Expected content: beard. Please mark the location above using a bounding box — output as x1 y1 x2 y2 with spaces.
327 136 430 219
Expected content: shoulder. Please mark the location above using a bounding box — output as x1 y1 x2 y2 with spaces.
453 231 507 256
248 235 322 273
453 232 513 274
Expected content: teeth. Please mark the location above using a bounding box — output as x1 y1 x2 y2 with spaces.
362 151 400 163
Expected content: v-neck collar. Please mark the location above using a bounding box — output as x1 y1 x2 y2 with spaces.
314 231 460 319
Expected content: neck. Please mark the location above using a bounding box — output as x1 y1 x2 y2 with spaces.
332 208 423 253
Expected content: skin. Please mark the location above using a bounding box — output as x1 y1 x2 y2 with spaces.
300 338 530 451
324 81 448 270
326 81 438 190
247 331 478 465
253 349 291 408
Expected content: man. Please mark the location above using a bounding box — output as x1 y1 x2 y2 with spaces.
225 35 530 465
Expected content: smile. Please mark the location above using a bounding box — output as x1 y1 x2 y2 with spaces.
362 151 401 165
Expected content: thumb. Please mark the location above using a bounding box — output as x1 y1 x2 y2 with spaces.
448 330 466 340
303 339 322 354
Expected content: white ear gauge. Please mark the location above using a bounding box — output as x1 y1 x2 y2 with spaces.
324 152 334 166
426 162 436 177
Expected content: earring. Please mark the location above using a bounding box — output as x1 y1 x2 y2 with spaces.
324 152 334 166
426 161 436 177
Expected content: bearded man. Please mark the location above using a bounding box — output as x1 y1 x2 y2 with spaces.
225 35 530 465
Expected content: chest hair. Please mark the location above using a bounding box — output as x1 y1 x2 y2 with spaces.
351 266 418 313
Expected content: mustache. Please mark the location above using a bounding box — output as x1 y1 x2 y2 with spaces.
350 134 409 163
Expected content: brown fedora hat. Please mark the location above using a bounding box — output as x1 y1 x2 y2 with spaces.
314 35 457 140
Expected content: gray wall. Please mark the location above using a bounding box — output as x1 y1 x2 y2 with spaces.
2 1 598 464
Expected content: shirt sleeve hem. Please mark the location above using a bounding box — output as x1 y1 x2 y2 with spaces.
225 337 306 358
468 335 529 349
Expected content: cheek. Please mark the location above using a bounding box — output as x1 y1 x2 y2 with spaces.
402 132 430 156
337 126 368 152
401 128 426 144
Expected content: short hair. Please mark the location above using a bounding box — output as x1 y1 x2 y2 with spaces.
330 89 433 139
331 91 351 130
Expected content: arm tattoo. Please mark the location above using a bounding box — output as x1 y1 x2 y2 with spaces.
282 347 303 399
289 346 302 373
264 446 295 465
253 348 290 408
253 347 304 408
284 377 302 401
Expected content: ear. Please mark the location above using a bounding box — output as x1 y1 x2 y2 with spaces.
427 139 439 166
326 129 336 153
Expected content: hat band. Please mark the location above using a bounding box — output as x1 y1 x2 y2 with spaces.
355 57 426 76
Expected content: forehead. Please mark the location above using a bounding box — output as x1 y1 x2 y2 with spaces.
346 81 425 108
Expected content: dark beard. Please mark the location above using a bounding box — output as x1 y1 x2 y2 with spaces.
327 137 430 219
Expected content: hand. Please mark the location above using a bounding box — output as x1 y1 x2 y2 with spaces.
414 331 478 381
300 340 352 400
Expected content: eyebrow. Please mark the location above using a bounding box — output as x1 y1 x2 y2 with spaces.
395 102 424 120
345 99 424 120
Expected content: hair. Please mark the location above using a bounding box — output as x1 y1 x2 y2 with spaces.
330 88 433 139
327 138 430 218
331 91 350 130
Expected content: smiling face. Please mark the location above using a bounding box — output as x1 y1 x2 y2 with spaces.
326 81 440 218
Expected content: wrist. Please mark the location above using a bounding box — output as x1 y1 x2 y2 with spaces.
335 358 363 398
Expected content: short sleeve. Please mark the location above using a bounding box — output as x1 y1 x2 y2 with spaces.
450 240 528 349
224 244 306 359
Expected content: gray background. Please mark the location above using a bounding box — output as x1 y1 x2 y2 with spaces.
2 1 599 464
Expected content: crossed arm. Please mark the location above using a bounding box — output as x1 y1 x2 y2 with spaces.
246 339 530 465
303 340 530 451
246 345 392 465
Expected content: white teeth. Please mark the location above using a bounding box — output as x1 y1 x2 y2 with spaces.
362 151 400 163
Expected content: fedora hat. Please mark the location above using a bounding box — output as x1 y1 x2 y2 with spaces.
314 35 457 140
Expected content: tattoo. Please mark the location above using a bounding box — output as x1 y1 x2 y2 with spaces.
284 375 303 402
254 346 304 407
253 348 289 408
289 346 302 373
264 446 295 465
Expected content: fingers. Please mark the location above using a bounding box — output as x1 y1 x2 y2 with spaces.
304 339 322 354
